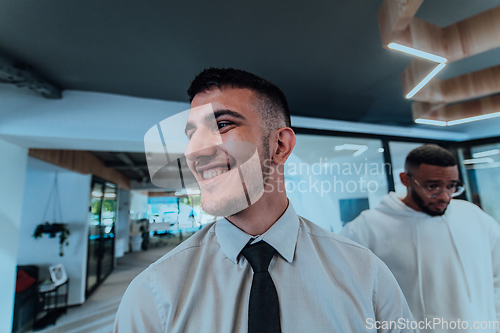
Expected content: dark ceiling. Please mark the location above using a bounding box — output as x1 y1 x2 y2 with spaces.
91 151 149 182
1 0 500 127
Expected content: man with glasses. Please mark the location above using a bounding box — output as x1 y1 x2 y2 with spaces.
341 144 500 332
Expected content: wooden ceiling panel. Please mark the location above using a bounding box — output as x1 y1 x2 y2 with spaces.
412 94 500 123
379 0 500 125
378 0 424 46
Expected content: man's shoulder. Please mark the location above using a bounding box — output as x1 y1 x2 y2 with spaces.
148 222 216 270
449 198 478 208
449 199 496 222
299 216 395 278
449 199 500 231
340 207 388 234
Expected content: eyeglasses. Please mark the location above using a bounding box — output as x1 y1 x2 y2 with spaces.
409 176 465 198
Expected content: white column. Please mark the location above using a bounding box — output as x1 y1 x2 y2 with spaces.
116 188 131 258
0 139 28 333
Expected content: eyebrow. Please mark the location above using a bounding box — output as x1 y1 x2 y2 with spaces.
184 109 247 136
425 179 460 184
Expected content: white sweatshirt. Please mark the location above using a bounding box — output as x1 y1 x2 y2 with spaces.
340 192 500 333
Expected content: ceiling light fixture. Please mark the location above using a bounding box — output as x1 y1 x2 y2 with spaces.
463 157 495 165
387 43 447 99
472 149 500 158
414 118 447 126
335 144 368 157
388 43 447 63
446 112 500 126
416 111 500 126
405 63 446 99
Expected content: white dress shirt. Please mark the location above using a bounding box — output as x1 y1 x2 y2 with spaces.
114 202 414 332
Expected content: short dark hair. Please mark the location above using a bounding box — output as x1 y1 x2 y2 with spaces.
187 67 291 129
405 144 457 173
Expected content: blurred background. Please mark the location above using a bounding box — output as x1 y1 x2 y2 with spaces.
2 0 500 332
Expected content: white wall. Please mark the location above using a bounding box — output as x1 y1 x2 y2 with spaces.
17 158 91 305
115 188 130 257
130 191 149 220
0 139 28 333
0 84 190 152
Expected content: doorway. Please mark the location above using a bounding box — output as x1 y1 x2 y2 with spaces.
86 178 117 297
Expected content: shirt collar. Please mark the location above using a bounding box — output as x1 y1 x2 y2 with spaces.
215 201 300 264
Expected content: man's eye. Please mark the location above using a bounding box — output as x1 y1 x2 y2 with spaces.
427 184 439 191
217 121 233 130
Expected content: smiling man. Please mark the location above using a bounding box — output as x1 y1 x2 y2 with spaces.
114 68 414 333
341 144 500 332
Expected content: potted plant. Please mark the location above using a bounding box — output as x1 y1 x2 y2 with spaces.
33 222 71 256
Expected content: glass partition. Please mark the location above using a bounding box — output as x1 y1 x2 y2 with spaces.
287 134 388 233
388 141 425 195
86 179 117 297
459 143 500 223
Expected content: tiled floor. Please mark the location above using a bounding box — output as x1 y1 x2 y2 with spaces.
36 236 181 333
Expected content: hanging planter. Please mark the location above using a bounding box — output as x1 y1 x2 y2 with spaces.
33 173 71 257
33 222 71 256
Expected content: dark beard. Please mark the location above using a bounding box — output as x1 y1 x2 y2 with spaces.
410 187 447 217
202 139 270 217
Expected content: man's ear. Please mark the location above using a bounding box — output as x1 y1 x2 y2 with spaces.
271 127 296 165
400 172 410 187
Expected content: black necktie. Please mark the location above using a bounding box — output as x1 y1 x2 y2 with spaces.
241 241 281 333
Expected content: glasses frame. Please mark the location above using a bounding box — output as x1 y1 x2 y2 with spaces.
408 175 465 199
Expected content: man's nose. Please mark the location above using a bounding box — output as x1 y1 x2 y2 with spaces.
436 188 452 201
185 128 222 161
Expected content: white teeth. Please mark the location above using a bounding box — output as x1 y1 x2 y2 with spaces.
203 168 228 179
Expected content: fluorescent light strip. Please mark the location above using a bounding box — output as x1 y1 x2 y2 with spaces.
447 112 500 126
473 149 500 158
406 62 446 99
335 144 368 157
467 162 500 170
387 43 448 99
415 118 447 126
463 157 495 165
388 43 447 63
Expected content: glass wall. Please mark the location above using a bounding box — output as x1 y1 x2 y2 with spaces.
146 195 215 227
388 141 425 195
86 179 117 297
459 143 500 223
286 134 388 233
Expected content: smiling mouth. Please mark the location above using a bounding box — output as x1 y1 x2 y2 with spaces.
202 166 230 180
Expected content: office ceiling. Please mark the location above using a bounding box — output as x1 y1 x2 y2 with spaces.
1 0 500 128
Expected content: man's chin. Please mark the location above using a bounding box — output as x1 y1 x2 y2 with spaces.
201 195 249 217
422 206 447 217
